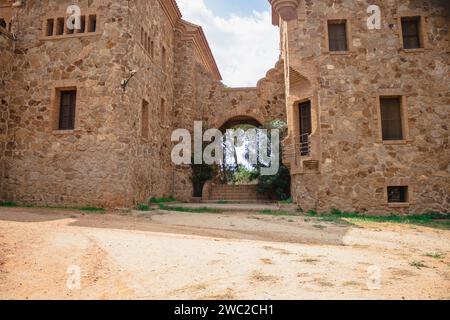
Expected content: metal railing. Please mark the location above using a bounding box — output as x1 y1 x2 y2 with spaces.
283 133 311 160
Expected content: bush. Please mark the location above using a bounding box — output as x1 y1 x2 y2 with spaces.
149 197 177 204
137 204 152 211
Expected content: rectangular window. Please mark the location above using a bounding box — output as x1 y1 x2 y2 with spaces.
328 20 348 52
160 98 166 125
144 32 148 52
388 186 408 203
88 15 97 33
150 41 154 58
141 100 149 139
58 90 77 130
299 101 312 156
56 17 65 35
141 27 144 46
380 97 403 141
45 19 54 36
162 46 167 69
77 15 86 33
402 16 422 49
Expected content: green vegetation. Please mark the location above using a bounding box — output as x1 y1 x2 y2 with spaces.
0 201 18 207
217 200 229 204
425 252 445 259
158 204 223 214
409 260 429 270
0 201 105 213
136 204 153 212
280 197 293 204
258 209 298 216
149 196 177 204
307 208 450 230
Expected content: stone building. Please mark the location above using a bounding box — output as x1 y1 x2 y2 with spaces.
0 0 448 214
0 0 285 207
270 0 449 214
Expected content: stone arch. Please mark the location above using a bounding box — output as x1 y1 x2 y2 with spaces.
216 113 265 132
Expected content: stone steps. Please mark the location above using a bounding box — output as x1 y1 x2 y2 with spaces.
208 184 266 201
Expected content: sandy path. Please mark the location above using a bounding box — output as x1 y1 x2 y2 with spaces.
0 207 449 300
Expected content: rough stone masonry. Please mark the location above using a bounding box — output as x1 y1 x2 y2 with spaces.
0 0 448 215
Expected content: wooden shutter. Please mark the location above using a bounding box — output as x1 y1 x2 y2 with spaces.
380 97 403 141
328 22 348 52
58 90 76 130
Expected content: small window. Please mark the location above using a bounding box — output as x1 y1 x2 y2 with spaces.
141 100 149 139
45 19 54 36
328 20 348 52
388 186 408 203
144 32 148 51
150 41 154 58
77 15 86 33
56 18 65 35
401 16 422 49
140 27 144 46
58 90 77 130
147 36 151 52
88 15 97 33
162 46 167 69
160 98 166 124
380 97 403 141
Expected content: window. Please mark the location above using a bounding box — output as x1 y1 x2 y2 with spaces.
56 17 65 35
45 19 54 36
388 186 409 203
77 15 86 33
380 97 403 141
141 100 149 139
160 98 166 125
58 90 77 130
0 18 7 29
401 16 422 49
328 20 348 52
88 15 97 33
162 46 167 69
299 101 312 156
150 41 154 58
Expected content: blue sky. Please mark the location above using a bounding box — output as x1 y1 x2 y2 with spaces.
177 0 279 87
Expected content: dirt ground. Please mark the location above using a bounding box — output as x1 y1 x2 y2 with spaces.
0 207 449 300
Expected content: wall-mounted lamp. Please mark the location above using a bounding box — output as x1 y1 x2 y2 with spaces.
121 70 137 92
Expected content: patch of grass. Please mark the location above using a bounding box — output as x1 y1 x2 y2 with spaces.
217 200 229 204
409 260 429 270
306 210 318 216
425 252 445 259
77 206 106 213
280 197 293 204
258 209 298 216
136 204 153 212
159 204 223 214
149 196 177 204
0 201 18 207
313 210 450 230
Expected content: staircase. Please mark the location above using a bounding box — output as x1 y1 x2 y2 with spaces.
206 184 267 203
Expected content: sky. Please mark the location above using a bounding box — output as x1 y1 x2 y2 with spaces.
177 0 280 88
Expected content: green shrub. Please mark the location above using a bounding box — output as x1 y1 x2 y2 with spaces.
0 201 18 207
149 197 177 204
136 204 152 211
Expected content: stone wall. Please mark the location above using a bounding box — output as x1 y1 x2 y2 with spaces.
278 0 449 214
0 0 136 207
0 29 13 199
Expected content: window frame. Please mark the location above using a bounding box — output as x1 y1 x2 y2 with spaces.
41 11 101 40
397 13 428 52
375 93 410 145
50 82 81 134
324 17 353 54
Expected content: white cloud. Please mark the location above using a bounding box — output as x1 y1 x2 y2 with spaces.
177 0 280 87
